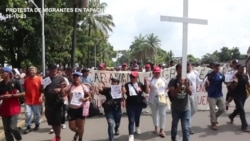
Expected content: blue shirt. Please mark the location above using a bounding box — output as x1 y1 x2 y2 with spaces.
81 76 93 83
206 72 225 98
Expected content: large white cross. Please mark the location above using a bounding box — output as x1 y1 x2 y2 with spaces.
161 0 208 79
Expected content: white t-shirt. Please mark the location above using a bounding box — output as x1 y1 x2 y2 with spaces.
187 70 203 94
148 77 168 104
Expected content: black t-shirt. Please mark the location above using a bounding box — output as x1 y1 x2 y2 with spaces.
232 73 248 98
100 87 122 111
124 82 146 106
168 76 190 111
0 79 23 95
44 76 65 107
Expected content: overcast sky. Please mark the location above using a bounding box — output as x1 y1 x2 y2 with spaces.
101 0 250 58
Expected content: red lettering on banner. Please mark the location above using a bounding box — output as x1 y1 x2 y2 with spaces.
197 95 208 105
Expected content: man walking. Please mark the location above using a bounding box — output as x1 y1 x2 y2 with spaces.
43 64 66 141
205 63 225 130
0 67 24 141
23 66 43 134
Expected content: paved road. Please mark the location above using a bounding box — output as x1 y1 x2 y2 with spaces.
10 101 250 141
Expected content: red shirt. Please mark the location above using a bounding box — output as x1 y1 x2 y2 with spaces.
0 80 22 117
24 76 42 105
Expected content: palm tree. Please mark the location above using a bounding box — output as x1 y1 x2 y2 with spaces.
79 0 115 67
145 33 161 64
129 34 146 63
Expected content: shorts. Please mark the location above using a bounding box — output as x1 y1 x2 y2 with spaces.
67 107 86 121
45 107 63 126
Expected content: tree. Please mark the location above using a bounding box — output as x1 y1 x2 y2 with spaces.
79 0 115 67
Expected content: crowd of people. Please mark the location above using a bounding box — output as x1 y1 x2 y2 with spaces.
0 58 249 141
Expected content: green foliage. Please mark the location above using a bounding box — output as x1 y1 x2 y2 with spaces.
201 47 242 64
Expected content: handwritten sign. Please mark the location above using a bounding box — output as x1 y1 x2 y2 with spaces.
111 85 122 99
42 77 52 89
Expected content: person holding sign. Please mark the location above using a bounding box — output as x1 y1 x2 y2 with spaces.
147 66 168 138
98 77 123 141
43 64 67 141
63 72 91 141
122 71 149 141
168 64 192 141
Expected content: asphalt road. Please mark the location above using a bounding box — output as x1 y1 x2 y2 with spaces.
16 101 250 141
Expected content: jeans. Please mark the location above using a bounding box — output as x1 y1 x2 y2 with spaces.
207 97 225 124
126 105 142 135
2 114 22 141
171 110 190 141
105 109 122 141
25 104 42 127
229 96 248 129
148 97 167 129
189 94 198 128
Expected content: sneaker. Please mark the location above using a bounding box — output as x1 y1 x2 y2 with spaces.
23 126 31 134
242 128 250 132
228 116 234 124
135 127 141 134
114 129 120 136
52 137 61 141
128 135 134 141
33 124 40 131
211 124 218 130
61 124 66 129
49 129 54 134
189 128 195 135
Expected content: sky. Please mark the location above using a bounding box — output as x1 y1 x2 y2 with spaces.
101 0 250 58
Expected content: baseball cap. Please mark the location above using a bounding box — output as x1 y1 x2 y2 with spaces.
48 64 57 70
99 63 106 68
145 64 151 69
153 66 161 73
214 62 221 67
2 67 13 75
72 72 82 76
130 71 139 78
122 63 127 66
81 68 90 73
111 77 120 83
232 59 238 64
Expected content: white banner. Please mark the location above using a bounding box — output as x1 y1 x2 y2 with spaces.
88 66 228 113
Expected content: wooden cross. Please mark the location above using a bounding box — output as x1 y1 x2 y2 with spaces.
161 0 208 79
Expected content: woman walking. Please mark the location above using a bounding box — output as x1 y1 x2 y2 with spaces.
147 66 168 137
63 72 91 141
99 77 123 141
122 71 149 141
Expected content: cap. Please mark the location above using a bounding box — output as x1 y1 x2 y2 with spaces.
153 66 161 73
232 59 238 64
130 71 139 78
99 63 106 68
236 64 244 69
72 72 82 76
111 77 120 83
81 68 90 73
145 64 151 69
48 64 57 70
214 62 221 67
122 63 127 66
2 67 13 75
